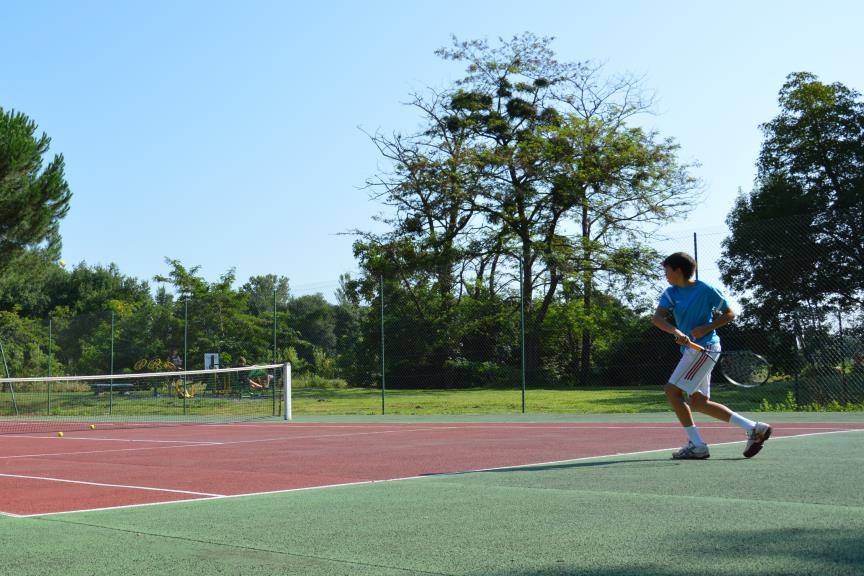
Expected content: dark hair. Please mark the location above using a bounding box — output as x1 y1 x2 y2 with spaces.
662 252 697 279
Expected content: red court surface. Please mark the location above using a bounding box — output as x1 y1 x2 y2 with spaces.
1 421 861 516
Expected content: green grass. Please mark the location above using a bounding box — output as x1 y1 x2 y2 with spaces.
3 380 860 421
293 383 796 415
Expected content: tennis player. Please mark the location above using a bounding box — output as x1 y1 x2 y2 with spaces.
651 252 772 459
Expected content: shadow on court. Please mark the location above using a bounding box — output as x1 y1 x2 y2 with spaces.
421 456 748 477
476 527 864 576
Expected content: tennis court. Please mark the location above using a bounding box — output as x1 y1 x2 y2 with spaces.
1 414 862 575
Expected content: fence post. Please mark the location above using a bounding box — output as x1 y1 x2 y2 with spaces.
110 310 115 415
183 295 188 415
273 287 278 364
380 274 386 415
838 309 847 402
519 255 526 414
693 232 699 281
0 339 17 415
47 317 52 415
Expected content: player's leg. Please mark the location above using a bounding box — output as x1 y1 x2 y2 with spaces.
686 355 772 458
688 392 734 421
666 350 709 459
665 383 694 427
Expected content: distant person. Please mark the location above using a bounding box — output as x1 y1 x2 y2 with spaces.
651 252 772 459
168 349 183 371
167 349 189 398
237 356 272 391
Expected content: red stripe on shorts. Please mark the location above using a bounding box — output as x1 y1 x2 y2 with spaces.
684 353 709 381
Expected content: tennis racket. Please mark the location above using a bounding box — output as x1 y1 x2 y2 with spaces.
684 341 771 388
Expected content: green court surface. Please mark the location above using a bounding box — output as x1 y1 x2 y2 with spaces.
1 417 862 576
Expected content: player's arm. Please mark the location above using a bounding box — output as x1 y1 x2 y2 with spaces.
692 307 736 339
651 306 690 345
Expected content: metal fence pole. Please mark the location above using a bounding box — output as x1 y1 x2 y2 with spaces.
183 296 188 415
693 232 699 281
838 309 848 401
519 255 526 414
47 318 52 415
380 275 385 415
0 339 17 415
272 287 278 416
109 310 115 415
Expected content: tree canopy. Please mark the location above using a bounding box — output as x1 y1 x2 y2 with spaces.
358 34 700 385
722 72 864 318
0 108 71 271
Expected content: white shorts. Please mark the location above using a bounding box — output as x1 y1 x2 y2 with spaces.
669 343 721 397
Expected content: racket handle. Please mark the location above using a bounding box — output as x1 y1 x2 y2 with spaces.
684 341 706 352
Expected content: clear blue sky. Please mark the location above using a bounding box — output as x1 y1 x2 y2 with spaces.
2 1 861 298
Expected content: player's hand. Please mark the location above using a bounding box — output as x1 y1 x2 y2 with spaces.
691 325 710 339
674 331 691 346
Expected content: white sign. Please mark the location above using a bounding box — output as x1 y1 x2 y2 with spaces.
204 353 220 370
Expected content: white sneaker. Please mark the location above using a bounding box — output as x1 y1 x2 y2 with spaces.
744 422 772 458
672 441 710 460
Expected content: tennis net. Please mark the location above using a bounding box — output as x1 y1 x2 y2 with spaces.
0 363 292 434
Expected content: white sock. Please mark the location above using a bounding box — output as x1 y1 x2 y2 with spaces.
684 426 705 446
730 413 756 432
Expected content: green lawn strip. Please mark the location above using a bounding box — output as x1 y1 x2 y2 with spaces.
292 385 787 415
5 383 860 419
4 431 861 576
286 411 864 424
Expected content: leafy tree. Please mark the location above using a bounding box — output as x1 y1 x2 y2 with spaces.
333 273 375 385
0 108 71 271
241 275 290 316
289 294 337 357
360 34 699 385
722 72 864 319
0 249 65 316
0 310 50 378
35 263 152 373
155 260 266 368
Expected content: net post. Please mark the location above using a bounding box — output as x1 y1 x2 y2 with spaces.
282 362 292 421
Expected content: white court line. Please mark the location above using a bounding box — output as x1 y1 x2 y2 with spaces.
0 435 220 444
0 427 461 460
0 473 224 497
0 443 222 460
195 424 862 448
197 422 860 431
2 424 860 461
11 427 864 519
0 426 478 459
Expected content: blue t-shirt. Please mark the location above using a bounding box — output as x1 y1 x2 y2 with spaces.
658 281 731 348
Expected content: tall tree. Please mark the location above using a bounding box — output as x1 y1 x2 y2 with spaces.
155 260 265 367
360 34 700 384
0 108 71 271
722 72 864 318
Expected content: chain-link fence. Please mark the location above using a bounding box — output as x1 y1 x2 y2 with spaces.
369 215 863 413
2 216 861 415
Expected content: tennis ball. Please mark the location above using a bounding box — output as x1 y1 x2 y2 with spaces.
57 432 64 437
89 424 96 430
59 260 66 268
